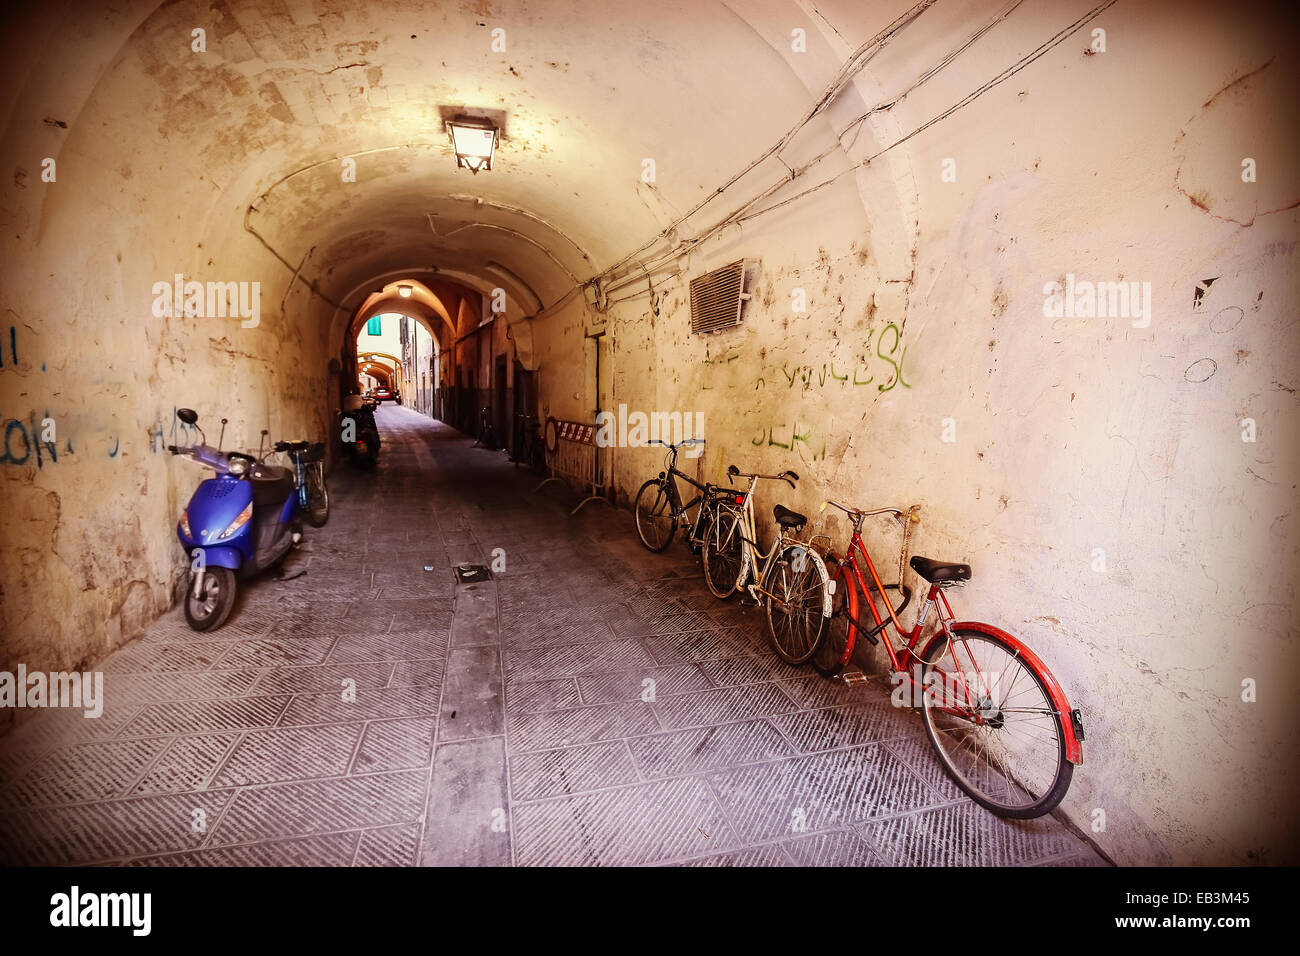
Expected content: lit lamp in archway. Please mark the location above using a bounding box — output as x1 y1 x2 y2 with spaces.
446 118 498 173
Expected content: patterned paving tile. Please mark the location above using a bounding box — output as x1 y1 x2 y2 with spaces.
881 734 966 803
707 744 948 843
503 618 615 647
576 663 713 705
327 631 449 663
676 844 794 867
355 824 421 866
100 642 230 673
626 719 793 778
120 696 292 738
104 669 263 704
769 702 918 752
643 626 768 664
128 831 360 866
784 827 886 866
509 740 640 800
267 615 391 641
513 777 739 866
351 717 436 773
250 662 394 696
0 410 1104 869
508 700 661 753
858 802 1084 867
130 733 240 796
0 738 171 808
0 789 237 865
504 639 658 681
652 683 798 730
775 674 881 709
212 723 363 787
277 685 440 727
388 658 445 687
696 654 800 687
212 637 337 669
505 678 583 716
209 770 427 846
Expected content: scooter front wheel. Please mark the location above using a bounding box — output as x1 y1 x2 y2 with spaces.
185 567 237 631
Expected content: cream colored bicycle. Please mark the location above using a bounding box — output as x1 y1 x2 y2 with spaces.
700 465 833 664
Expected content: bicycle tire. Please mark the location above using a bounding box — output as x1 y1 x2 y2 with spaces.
634 478 676 552
701 508 745 600
812 560 855 677
919 627 1073 819
305 463 330 527
764 544 828 664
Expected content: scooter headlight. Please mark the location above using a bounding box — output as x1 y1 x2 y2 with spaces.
227 455 249 476
180 509 192 538
218 501 253 540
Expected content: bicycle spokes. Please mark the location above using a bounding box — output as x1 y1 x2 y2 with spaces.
634 482 675 551
921 630 1069 816
764 551 826 664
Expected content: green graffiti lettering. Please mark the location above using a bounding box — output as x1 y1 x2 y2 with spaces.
877 323 910 393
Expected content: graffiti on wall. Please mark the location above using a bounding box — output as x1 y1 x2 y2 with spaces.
1 325 74 467
752 323 911 394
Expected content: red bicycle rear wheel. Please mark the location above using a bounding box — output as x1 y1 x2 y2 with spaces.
919 627 1072 818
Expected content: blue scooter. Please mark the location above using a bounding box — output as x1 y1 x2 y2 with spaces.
168 408 329 631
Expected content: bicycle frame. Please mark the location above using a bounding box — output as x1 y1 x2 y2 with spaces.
832 517 1083 765
720 473 832 616
650 441 718 542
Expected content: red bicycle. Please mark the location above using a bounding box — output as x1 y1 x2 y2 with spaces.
811 500 1085 818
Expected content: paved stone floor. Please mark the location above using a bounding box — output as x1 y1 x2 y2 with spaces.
0 406 1107 866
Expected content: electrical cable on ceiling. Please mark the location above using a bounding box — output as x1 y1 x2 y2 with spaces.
632 0 1039 275
593 0 940 286
725 0 1121 230
577 0 1026 302
584 0 1118 299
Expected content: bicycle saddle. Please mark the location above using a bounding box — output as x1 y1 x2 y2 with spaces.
773 504 807 528
909 556 972 586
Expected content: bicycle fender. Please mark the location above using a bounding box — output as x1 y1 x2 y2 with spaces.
783 544 832 617
737 544 753 592
806 549 833 618
922 621 1083 765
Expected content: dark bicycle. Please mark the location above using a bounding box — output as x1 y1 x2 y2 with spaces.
633 439 730 554
511 413 546 474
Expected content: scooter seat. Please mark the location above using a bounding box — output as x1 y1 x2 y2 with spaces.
248 464 295 507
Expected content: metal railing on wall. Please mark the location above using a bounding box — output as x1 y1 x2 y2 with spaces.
535 418 611 516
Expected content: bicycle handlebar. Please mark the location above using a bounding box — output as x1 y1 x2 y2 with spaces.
818 499 920 522
726 465 798 488
646 438 704 449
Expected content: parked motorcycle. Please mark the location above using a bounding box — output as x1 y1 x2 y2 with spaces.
168 408 329 631
340 394 381 468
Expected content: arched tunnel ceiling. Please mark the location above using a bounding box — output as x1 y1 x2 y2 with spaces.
97 0 845 312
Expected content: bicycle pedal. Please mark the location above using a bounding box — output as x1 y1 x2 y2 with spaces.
839 670 869 686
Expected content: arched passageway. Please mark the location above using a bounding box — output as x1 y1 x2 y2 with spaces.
1 0 1298 870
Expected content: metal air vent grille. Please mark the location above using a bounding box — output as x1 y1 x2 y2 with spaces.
689 258 756 334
